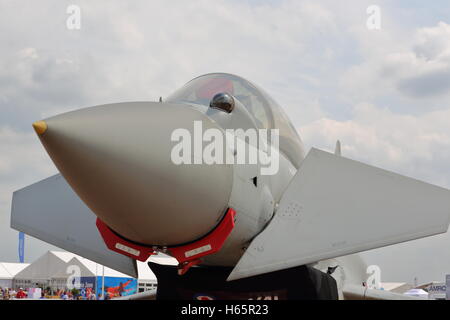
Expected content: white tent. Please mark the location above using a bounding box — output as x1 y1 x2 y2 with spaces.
13 251 77 288
51 255 134 291
50 252 177 293
11 250 178 291
52 255 133 280
0 263 29 288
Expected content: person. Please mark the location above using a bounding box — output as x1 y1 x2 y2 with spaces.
3 289 10 300
16 288 27 299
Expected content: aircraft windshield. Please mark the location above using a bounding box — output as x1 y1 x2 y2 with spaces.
166 73 304 168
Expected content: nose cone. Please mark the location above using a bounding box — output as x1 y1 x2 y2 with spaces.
35 102 233 246
32 121 48 135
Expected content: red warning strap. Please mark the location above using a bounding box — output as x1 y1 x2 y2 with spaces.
96 208 236 274
96 219 156 262
169 208 236 272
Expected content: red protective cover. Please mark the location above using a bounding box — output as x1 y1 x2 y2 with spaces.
96 208 236 272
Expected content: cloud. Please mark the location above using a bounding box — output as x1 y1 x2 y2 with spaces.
0 0 346 128
398 68 450 98
0 47 92 130
414 22 450 61
341 22 450 103
301 103 450 186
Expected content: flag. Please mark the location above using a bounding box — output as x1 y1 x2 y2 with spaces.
18 232 25 263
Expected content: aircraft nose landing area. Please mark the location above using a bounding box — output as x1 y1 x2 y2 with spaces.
32 101 233 247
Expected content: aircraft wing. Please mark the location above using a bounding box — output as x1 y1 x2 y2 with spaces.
11 174 138 278
228 148 450 280
342 285 426 300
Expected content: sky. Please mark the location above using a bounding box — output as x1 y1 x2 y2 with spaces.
1 0 450 284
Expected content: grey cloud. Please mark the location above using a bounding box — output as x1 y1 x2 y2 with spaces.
341 21 450 106
398 68 450 98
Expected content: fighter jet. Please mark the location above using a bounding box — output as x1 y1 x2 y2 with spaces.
11 73 450 299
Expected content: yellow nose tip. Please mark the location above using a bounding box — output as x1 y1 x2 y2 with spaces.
32 121 48 135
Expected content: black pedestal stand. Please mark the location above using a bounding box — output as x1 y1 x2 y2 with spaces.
149 262 338 300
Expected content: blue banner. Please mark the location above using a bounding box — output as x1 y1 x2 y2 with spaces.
18 232 25 263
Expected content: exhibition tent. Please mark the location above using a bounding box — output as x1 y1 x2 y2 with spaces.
0 263 29 288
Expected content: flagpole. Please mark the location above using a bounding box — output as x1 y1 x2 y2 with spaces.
102 265 105 299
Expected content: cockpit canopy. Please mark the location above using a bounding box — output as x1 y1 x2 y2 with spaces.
166 73 304 168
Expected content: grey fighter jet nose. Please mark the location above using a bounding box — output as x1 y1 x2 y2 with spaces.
33 102 233 246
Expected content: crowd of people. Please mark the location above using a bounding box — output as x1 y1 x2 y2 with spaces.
0 287 28 300
54 288 100 300
0 286 110 300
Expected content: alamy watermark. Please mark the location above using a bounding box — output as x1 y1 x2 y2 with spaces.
170 121 280 176
367 5 381 30
66 265 81 290
366 265 382 289
66 5 81 30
